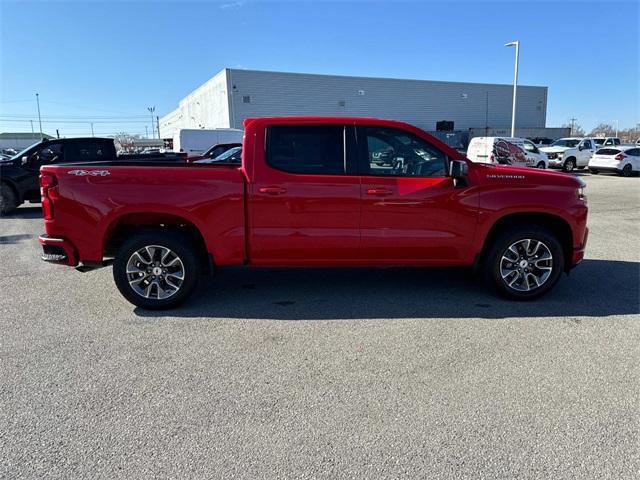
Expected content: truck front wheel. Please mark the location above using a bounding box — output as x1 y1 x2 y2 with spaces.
0 182 19 215
563 157 576 172
113 231 200 309
484 226 565 300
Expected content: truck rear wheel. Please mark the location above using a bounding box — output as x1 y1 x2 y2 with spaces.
113 230 200 309
484 226 564 300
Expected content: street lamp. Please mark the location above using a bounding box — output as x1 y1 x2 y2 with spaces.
147 106 156 139
505 41 520 137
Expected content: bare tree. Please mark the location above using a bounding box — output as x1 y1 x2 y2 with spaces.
588 123 616 137
112 132 142 152
562 121 585 137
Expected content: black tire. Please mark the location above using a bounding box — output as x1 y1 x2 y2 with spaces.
589 169 599 174
621 164 633 177
484 225 565 300
113 230 201 309
0 182 19 215
536 161 546 169
563 157 576 172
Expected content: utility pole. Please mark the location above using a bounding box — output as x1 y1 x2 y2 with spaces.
505 41 520 137
569 117 577 136
30 120 34 136
90 122 95 137
156 115 161 140
145 126 149 138
35 93 43 141
147 106 156 139
485 91 489 136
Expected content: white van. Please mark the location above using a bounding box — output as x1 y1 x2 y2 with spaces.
173 128 244 156
467 137 547 169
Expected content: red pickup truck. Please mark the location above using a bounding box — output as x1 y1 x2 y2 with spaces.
39 117 588 309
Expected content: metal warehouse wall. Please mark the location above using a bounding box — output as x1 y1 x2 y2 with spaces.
159 69 231 138
226 69 547 131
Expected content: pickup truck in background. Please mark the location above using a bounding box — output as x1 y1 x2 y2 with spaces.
39 117 589 309
539 137 620 172
0 137 186 214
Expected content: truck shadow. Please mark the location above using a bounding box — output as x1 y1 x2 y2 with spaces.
134 259 640 320
0 206 42 219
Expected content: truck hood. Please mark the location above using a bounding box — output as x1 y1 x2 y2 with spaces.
539 146 571 153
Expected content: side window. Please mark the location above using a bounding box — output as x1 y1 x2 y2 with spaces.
65 142 107 162
626 148 639 157
614 138 621 145
362 127 447 177
266 125 345 175
582 140 592 149
523 141 536 152
38 143 63 164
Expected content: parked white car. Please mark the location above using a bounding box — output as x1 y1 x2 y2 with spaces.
466 137 547 169
588 145 640 177
540 137 598 172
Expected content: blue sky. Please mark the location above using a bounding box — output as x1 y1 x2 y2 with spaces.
1 0 638 137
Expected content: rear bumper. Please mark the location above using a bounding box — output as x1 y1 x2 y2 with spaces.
38 235 78 266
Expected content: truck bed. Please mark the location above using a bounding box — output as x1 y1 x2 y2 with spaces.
40 162 247 265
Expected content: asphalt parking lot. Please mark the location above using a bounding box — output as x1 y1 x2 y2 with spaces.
1 172 639 479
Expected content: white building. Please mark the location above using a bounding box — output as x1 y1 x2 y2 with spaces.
160 68 550 141
0 132 54 150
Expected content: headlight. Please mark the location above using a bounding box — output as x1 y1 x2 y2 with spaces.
577 186 586 201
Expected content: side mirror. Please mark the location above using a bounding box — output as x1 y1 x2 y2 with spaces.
449 160 469 179
578 145 585 151
21 155 28 165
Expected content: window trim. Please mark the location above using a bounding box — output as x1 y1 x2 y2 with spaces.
355 125 450 178
265 124 354 176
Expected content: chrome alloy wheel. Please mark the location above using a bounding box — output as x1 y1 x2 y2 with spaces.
499 239 553 292
126 245 185 300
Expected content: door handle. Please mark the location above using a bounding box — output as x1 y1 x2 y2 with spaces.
366 188 393 196
259 186 287 195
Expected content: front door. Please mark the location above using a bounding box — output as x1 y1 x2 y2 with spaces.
249 123 361 265
357 125 478 263
577 139 595 166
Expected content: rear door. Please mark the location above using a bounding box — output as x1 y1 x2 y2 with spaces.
249 123 361 264
357 125 477 263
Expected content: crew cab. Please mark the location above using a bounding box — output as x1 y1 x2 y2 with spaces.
38 117 589 309
0 137 185 214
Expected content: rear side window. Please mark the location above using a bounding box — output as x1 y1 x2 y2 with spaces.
65 142 109 162
266 125 345 175
596 148 620 155
625 148 639 156
614 138 621 145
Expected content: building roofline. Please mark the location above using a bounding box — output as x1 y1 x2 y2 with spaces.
225 67 548 90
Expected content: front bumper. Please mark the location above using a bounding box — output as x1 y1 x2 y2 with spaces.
570 227 588 268
38 235 78 266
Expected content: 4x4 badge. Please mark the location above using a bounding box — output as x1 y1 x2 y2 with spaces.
68 169 110 176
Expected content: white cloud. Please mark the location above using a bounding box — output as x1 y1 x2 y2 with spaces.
219 1 244 10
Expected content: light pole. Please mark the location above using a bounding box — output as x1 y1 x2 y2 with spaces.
35 93 43 141
147 106 156 139
505 41 520 137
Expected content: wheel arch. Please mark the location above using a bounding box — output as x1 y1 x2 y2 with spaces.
479 212 573 272
103 212 213 274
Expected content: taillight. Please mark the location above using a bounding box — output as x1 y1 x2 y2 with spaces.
615 153 627 161
40 173 58 220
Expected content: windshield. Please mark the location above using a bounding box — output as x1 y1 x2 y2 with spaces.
551 139 580 148
213 146 242 162
10 142 41 160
